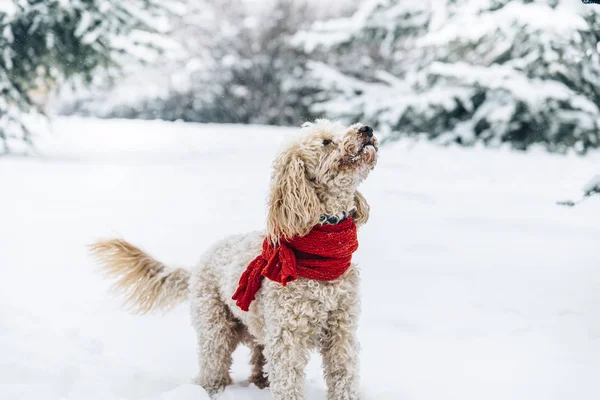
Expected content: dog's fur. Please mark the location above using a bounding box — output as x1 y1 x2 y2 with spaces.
90 119 378 400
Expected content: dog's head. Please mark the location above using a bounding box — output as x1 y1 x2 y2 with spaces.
267 119 378 242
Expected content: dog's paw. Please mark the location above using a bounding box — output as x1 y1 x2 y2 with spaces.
193 375 232 397
249 373 269 389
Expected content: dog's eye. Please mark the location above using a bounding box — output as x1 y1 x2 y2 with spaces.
322 139 332 146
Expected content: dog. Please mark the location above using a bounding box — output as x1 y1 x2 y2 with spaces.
90 119 378 400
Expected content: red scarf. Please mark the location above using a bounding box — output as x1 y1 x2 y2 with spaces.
232 218 358 311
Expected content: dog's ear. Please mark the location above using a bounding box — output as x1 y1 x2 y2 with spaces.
267 149 320 242
352 190 370 226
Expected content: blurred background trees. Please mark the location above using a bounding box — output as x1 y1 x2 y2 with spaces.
296 0 600 153
57 0 320 126
0 0 165 152
3 0 600 154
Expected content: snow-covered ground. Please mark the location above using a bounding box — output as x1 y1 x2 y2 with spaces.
1 117 599 400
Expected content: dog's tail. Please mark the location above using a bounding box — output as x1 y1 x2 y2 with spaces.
89 239 190 314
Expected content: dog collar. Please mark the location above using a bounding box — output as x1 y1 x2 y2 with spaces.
319 211 349 225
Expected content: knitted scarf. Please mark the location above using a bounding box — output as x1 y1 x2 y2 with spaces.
232 217 358 311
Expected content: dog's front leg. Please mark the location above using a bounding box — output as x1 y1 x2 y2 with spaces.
320 284 361 399
263 299 311 400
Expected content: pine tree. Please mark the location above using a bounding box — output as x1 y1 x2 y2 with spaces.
0 0 164 153
297 0 600 153
57 0 319 127
189 0 317 125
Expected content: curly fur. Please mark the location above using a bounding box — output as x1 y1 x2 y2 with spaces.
90 119 378 400
90 238 190 314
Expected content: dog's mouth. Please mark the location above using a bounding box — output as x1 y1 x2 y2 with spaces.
356 136 378 156
360 141 377 153
343 137 378 166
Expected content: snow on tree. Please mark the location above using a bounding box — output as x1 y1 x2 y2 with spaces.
295 0 600 153
557 174 600 207
58 0 318 127
185 0 317 125
54 0 203 121
583 175 600 196
0 0 166 153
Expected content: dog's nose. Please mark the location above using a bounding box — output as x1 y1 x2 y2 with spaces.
358 125 373 138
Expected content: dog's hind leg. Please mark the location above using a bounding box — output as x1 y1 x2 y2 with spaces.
191 286 240 395
248 340 269 389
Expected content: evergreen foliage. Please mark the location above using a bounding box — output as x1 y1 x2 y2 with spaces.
0 0 163 152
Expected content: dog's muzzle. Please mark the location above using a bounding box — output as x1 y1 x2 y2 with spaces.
359 125 373 139
358 125 377 150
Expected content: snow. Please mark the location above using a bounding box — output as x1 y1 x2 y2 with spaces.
1 117 599 400
583 174 600 195
426 62 599 114
0 0 16 16
294 1 432 52
419 1 588 47
290 0 600 153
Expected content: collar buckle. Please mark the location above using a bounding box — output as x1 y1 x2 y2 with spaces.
320 211 348 225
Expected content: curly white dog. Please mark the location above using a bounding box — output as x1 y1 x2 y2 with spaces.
91 119 378 400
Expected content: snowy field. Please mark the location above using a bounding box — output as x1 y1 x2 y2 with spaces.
1 117 599 400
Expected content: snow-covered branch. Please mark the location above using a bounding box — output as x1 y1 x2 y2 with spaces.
0 0 166 153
